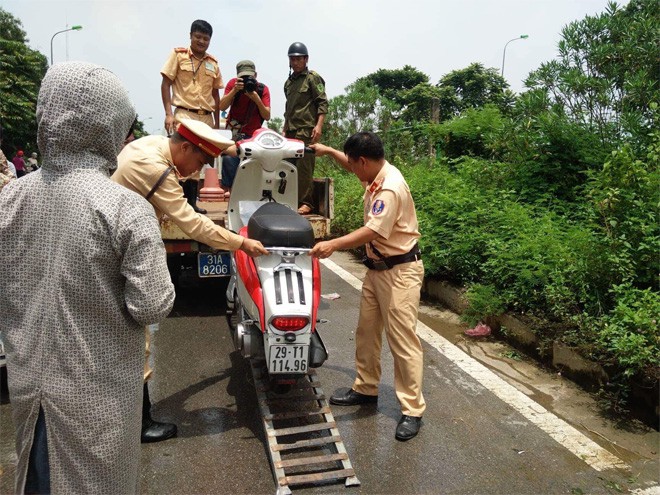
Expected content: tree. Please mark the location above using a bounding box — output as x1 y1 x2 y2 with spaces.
361 65 429 108
525 0 660 147
0 8 48 155
267 117 283 134
436 63 515 121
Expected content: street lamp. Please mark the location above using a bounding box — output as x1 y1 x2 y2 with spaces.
501 34 528 77
50 25 83 65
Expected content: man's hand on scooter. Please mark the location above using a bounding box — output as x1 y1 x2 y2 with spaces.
240 238 269 257
309 143 332 157
309 240 335 259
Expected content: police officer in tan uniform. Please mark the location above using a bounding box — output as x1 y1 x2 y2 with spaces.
113 119 268 443
284 42 328 215
161 19 223 213
310 132 426 441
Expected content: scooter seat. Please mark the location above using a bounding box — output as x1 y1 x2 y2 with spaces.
248 202 315 248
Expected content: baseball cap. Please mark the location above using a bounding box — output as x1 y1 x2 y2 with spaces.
236 60 256 78
177 119 234 157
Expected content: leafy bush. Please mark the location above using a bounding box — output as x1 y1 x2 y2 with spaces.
584 133 660 288
598 284 660 379
315 157 363 237
462 284 505 326
432 105 504 159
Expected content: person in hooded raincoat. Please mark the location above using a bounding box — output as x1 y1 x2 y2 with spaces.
0 61 175 494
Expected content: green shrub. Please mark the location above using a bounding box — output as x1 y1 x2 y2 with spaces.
598 284 660 378
585 133 660 289
316 156 364 238
432 105 504 159
462 284 506 326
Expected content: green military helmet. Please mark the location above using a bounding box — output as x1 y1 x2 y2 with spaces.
288 42 308 57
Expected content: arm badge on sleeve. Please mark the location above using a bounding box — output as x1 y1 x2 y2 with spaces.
372 199 385 215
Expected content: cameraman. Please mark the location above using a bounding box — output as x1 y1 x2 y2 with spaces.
218 60 271 192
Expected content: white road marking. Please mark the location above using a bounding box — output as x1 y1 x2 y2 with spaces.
631 487 660 495
321 258 628 472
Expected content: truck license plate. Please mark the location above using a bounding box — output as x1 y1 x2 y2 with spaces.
269 345 309 374
198 252 231 277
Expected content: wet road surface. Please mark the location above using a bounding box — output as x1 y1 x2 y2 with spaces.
1 253 658 494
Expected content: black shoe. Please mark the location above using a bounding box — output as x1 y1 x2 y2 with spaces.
141 418 177 443
192 205 207 214
395 415 422 441
141 382 177 443
329 388 378 406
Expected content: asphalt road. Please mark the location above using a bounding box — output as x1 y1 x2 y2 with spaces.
1 254 658 495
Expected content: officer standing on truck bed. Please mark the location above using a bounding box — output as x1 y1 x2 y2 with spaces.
161 19 223 214
112 119 268 443
283 41 328 215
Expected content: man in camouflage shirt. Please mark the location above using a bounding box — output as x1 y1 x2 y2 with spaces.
284 42 328 214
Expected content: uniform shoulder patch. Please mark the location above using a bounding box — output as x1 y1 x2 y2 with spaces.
371 199 386 216
174 47 188 53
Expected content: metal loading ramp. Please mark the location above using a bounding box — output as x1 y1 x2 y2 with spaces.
250 361 361 495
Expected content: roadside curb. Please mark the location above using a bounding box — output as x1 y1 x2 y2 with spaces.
423 277 607 385
422 277 659 427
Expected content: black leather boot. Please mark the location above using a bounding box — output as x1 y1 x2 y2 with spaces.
141 383 177 443
181 180 206 214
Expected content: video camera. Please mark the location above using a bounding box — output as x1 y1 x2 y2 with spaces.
241 75 258 93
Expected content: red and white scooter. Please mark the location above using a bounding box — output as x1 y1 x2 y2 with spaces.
225 129 327 388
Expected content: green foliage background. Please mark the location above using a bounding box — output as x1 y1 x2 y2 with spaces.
0 8 48 155
0 7 150 154
322 0 659 410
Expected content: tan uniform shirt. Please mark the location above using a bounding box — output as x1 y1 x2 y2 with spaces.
112 135 243 251
363 161 420 258
161 47 223 112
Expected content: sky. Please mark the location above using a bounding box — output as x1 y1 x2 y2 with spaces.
4 0 623 136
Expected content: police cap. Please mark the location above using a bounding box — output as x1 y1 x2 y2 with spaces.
177 119 234 157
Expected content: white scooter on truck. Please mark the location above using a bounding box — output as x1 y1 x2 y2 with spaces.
225 129 327 389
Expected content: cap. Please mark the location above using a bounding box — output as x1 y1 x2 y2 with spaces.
177 119 234 157
236 60 256 78
18 150 24 156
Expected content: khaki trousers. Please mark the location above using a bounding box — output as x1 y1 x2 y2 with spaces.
352 260 426 417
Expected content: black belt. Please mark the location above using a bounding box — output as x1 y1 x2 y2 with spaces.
176 106 211 115
362 244 422 271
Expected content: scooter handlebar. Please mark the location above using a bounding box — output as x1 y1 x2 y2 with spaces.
304 146 315 155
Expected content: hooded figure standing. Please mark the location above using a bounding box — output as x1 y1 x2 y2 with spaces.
0 62 175 494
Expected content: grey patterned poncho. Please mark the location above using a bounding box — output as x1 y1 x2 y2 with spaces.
0 62 175 494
